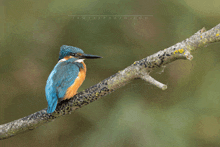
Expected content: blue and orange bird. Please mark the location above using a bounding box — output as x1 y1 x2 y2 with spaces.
45 45 102 113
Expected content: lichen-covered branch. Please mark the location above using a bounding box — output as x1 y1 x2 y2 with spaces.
1 23 220 140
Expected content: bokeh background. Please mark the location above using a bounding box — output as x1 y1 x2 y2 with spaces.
1 0 220 146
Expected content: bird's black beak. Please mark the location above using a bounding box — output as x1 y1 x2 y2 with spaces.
79 54 102 59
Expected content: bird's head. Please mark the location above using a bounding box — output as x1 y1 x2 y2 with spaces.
58 45 102 61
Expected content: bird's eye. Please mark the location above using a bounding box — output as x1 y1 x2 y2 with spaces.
72 53 75 56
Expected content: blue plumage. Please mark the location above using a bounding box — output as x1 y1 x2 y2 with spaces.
58 45 84 61
45 45 102 113
45 58 84 113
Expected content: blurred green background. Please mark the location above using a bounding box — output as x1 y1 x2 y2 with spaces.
1 0 220 146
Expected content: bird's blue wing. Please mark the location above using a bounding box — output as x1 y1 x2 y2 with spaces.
45 59 81 113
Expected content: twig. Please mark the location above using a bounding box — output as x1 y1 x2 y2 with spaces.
1 23 220 140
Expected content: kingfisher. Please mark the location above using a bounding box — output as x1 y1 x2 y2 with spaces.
45 45 102 113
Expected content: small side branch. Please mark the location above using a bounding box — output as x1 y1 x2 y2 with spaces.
1 23 220 140
140 74 167 90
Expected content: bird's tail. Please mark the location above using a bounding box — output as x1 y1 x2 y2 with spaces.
47 99 58 113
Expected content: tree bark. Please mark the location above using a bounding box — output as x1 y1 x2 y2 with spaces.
1 23 220 140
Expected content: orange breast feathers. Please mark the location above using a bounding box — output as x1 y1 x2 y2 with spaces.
63 62 86 100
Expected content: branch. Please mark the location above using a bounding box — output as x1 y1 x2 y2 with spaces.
1 24 220 140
